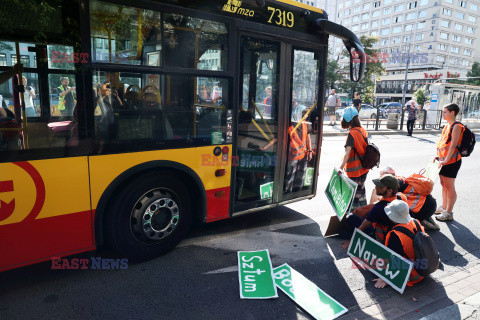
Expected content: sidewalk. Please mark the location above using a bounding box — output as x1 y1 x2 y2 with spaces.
343 262 480 319
322 123 442 137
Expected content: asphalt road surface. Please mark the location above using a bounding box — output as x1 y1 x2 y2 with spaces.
1 133 479 320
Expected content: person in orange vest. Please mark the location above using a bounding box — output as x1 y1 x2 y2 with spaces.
373 199 426 289
435 103 464 222
339 106 370 209
341 174 407 249
284 112 312 193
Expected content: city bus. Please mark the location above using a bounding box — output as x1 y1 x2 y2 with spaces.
0 0 364 271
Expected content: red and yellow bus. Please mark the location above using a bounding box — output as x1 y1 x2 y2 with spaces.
0 0 364 271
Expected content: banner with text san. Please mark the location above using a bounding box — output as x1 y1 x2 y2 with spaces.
273 264 348 320
347 229 413 294
238 249 278 299
325 169 357 220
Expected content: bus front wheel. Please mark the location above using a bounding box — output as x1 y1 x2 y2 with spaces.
105 173 192 262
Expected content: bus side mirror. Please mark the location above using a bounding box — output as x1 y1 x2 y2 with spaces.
348 46 365 83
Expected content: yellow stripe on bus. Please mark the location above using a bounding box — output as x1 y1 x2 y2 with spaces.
275 0 324 14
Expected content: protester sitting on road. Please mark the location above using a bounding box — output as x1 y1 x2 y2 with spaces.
373 200 426 289
366 167 439 231
341 174 407 249
435 103 464 222
339 107 370 210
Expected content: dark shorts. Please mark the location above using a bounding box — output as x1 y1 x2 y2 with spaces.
439 159 462 178
327 106 336 116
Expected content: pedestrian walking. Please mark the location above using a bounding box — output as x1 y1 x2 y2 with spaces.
339 107 369 210
404 100 417 136
435 103 464 222
325 89 340 126
352 92 362 112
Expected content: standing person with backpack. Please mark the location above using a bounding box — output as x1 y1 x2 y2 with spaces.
339 107 370 210
435 103 466 222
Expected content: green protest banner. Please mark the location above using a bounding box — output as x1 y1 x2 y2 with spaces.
273 264 348 320
303 167 315 187
347 228 413 294
237 150 275 174
238 249 278 299
260 182 273 200
324 168 357 220
211 131 223 145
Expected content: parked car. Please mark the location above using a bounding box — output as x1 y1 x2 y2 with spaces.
336 104 378 120
378 102 402 118
467 111 480 119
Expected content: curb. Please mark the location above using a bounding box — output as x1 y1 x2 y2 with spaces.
323 130 441 137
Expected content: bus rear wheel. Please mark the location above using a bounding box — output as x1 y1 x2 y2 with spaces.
105 173 192 262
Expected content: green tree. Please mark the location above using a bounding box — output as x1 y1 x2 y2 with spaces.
338 36 385 105
325 58 343 91
466 61 480 86
413 88 427 107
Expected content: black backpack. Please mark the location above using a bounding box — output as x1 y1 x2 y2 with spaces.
352 128 380 169
447 122 475 157
393 220 440 277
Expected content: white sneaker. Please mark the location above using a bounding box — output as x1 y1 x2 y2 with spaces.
435 206 446 215
436 211 453 221
428 217 441 230
421 219 437 230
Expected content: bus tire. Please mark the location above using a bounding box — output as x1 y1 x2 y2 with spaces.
105 172 192 262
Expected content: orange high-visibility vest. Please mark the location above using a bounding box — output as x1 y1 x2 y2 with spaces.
386 219 425 286
402 184 426 213
288 122 308 161
437 122 464 165
345 127 369 178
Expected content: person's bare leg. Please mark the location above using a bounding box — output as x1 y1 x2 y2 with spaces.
444 177 457 213
440 175 447 209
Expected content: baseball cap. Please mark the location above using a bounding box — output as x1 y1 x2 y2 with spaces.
385 200 412 224
342 106 359 122
372 174 399 189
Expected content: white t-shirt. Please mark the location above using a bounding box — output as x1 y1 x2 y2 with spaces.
24 87 35 109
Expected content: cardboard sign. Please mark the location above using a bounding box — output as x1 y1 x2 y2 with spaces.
260 182 273 199
303 167 315 186
347 229 413 294
238 249 278 299
273 264 348 320
325 169 357 220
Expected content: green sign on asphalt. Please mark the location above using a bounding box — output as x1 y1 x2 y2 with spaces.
260 182 273 200
324 169 357 220
273 264 348 320
303 167 315 187
347 229 413 294
238 249 278 299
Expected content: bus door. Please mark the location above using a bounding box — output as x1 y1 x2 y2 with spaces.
234 36 283 212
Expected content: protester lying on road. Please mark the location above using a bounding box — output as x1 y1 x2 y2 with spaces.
373 200 426 289
340 174 407 249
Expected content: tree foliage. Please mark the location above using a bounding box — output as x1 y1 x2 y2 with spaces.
338 36 385 105
466 62 480 86
325 58 343 91
413 88 427 107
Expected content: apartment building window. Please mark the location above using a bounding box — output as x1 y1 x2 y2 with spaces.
0 53 6 66
452 35 461 42
362 13 370 20
458 1 466 7
444 0 453 3
338 12 343 18
354 6 361 13
392 26 401 33
345 9 350 16
454 24 463 31
462 60 470 66
404 35 413 42
451 46 459 53
405 24 414 31
450 58 458 65
468 16 477 23
394 4 404 11
436 56 446 62
416 45 421 51
392 37 401 43
406 13 416 20
344 17 351 24
441 20 450 27
385 0 392 4
372 20 379 27
456 12 465 19
471 4 478 11
373 1 381 8
371 30 380 36
465 38 473 45
418 21 426 29
381 28 390 35
467 27 475 34
354 0 361 3
372 10 381 17
420 0 428 5
416 33 424 40
408 1 418 9
352 25 359 31
394 15 403 22
339 3 344 9
384 7 391 14
345 1 352 6
418 10 426 18
381 39 389 45
440 32 449 39
438 44 447 50
363 3 370 9
362 22 369 29
443 8 452 16
382 18 391 25
464 49 472 56
353 15 359 22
